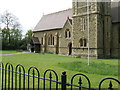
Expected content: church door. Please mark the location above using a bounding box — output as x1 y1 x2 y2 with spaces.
68 43 72 55
34 44 41 53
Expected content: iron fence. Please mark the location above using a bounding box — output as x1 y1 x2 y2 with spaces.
0 62 120 90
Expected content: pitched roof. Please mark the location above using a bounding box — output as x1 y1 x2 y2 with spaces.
33 2 120 32
33 8 72 32
32 37 40 44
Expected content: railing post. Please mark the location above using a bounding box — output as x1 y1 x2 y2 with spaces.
61 71 66 90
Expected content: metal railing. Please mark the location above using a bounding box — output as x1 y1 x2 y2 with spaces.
0 62 120 90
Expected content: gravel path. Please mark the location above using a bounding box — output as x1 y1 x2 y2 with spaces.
1 52 30 56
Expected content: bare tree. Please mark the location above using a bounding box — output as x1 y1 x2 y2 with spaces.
0 10 22 45
1 10 21 30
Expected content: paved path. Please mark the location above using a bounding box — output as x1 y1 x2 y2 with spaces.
1 52 30 56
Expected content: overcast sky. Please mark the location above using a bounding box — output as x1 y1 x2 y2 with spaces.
0 0 72 34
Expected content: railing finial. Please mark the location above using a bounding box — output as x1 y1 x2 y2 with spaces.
108 81 113 90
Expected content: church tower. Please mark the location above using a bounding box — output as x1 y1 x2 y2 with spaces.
72 0 111 58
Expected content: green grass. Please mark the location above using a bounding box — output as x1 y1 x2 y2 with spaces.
1 52 119 88
58 61 118 76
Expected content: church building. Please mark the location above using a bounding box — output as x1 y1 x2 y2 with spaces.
32 1 120 58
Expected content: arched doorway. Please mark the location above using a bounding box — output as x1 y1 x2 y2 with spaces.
68 42 72 55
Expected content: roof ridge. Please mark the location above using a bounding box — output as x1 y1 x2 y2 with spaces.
44 8 72 16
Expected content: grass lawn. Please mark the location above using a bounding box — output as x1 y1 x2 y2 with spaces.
1 52 119 89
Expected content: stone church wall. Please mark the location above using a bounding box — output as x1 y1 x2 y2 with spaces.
111 23 120 58
59 19 72 55
33 19 72 55
72 14 98 58
33 30 60 53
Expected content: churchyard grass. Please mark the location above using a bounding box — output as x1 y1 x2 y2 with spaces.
1 51 119 88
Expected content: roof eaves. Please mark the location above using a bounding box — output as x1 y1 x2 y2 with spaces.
33 28 62 32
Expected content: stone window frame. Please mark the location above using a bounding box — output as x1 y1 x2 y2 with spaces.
50 34 52 45
48 36 51 45
52 36 54 45
79 38 83 47
84 38 87 47
81 17 86 31
79 38 87 47
41 37 43 45
48 34 55 46
65 29 71 39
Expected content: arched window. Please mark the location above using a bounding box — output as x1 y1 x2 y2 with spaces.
65 29 71 38
79 38 83 47
41 37 43 45
84 39 87 47
50 34 52 45
79 38 87 47
69 31 71 38
48 34 54 45
48 37 50 45
65 30 67 38
53 36 54 45
81 17 86 31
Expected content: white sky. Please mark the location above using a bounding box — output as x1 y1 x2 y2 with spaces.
0 0 72 34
